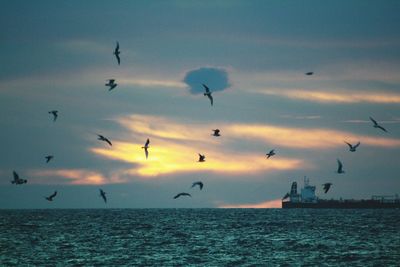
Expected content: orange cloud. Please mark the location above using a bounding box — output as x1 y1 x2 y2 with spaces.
227 124 400 149
30 169 126 185
260 89 400 104
219 198 282 208
90 115 307 177
91 140 303 177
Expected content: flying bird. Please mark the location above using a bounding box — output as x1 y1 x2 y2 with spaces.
322 183 332 194
305 72 314 76
198 154 206 162
105 79 118 91
48 110 58 122
344 141 360 152
45 155 54 163
11 171 27 185
212 129 221 137
99 189 107 203
45 191 57 201
98 135 112 146
202 84 213 106
113 41 121 65
336 159 345 174
369 117 387 132
142 138 150 159
266 149 276 159
173 192 192 199
191 181 204 190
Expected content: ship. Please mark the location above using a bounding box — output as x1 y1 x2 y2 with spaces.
282 177 400 209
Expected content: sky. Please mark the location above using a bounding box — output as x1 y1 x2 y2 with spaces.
1 0 400 208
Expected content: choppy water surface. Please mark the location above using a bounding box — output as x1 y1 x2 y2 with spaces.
0 209 399 266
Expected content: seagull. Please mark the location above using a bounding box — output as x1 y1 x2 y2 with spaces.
105 79 118 91
266 149 276 159
98 135 112 146
191 181 204 190
344 141 360 152
212 129 221 137
202 84 213 106
198 153 206 162
48 110 58 122
173 192 192 199
322 183 332 193
305 72 314 76
45 155 54 163
99 189 107 203
336 159 345 174
11 171 27 185
142 138 150 159
45 191 57 201
113 41 121 65
369 117 387 132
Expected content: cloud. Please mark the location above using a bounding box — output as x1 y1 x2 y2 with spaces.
227 123 400 149
259 88 400 104
218 198 282 208
90 114 307 177
29 169 127 185
183 67 231 94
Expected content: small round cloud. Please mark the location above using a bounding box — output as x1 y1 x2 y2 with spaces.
183 67 230 95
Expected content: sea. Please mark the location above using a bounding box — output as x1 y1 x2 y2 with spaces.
0 209 399 266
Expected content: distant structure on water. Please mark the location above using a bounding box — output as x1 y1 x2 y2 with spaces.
282 177 400 209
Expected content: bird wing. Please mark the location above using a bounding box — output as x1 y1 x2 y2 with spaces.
145 139 150 147
202 84 210 93
174 193 181 199
337 159 343 171
369 117 378 126
116 54 120 65
377 125 387 132
115 41 119 51
199 182 203 190
145 148 149 159
344 141 352 148
207 94 213 106
50 191 57 198
12 171 19 183
354 142 361 148
105 138 112 146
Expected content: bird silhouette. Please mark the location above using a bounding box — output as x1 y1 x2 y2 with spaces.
198 154 206 162
97 135 112 146
305 72 314 76
344 141 360 152
142 138 150 159
45 191 57 201
48 110 58 122
369 117 387 132
202 84 213 106
173 192 192 199
212 129 220 137
45 155 54 163
266 149 276 159
105 79 118 91
114 41 121 65
191 181 204 190
99 189 107 203
11 171 27 185
336 159 345 174
322 183 332 193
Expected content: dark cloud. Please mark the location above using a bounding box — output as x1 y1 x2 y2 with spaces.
183 67 231 95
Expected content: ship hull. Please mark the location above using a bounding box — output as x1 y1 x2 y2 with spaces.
282 200 400 209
